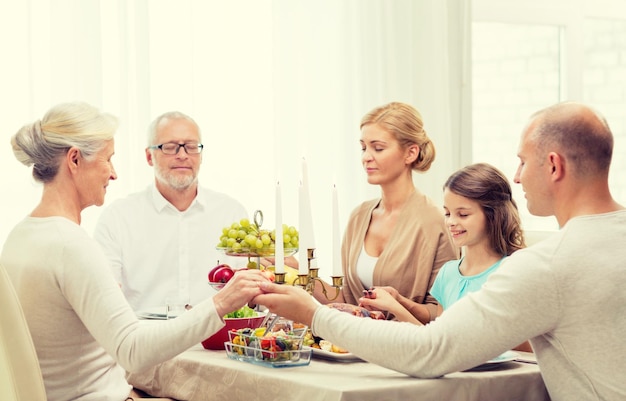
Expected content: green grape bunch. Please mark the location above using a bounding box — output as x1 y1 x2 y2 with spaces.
217 218 299 256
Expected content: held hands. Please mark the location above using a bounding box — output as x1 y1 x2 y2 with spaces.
359 287 423 325
375 286 399 299
358 287 399 313
213 269 269 318
253 282 318 327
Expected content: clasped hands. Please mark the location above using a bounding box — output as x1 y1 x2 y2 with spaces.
358 286 399 313
213 268 318 327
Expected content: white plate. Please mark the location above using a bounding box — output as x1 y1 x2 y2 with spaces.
466 350 519 371
305 346 363 362
136 307 167 320
485 350 519 364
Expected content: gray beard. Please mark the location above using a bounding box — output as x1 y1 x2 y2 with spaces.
154 166 198 190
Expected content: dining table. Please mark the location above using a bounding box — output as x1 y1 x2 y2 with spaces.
127 344 549 401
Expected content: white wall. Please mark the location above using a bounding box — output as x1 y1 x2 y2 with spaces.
0 0 469 278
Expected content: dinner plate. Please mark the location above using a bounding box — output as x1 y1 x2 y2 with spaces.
305 346 363 362
136 307 167 320
485 350 519 364
466 350 519 371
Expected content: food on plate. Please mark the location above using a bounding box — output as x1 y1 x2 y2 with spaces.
319 340 349 354
216 218 299 256
303 329 350 354
303 304 385 354
208 262 234 284
303 330 317 347
332 343 349 353
327 302 386 319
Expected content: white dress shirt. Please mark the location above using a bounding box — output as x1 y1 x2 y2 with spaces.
94 184 247 311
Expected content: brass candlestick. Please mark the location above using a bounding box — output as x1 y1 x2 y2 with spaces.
277 247 343 301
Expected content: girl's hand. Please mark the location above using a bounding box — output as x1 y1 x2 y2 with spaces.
359 287 423 325
359 287 399 312
375 286 399 300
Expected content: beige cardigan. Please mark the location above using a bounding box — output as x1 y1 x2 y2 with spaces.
341 190 458 322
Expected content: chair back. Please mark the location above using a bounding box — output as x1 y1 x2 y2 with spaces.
0 263 47 400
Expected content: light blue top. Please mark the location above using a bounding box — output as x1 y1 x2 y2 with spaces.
430 257 504 309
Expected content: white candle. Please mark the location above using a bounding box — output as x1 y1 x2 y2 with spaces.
301 157 316 248
298 179 309 275
332 184 341 276
275 181 284 274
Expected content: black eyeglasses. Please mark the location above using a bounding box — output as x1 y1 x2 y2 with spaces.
149 142 204 155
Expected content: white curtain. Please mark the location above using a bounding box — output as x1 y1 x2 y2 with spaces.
0 0 469 276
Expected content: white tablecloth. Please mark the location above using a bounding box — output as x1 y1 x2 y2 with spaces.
128 345 549 401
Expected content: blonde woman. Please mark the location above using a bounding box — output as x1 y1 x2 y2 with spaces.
313 102 458 324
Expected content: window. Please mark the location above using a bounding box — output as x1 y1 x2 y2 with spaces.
472 0 626 231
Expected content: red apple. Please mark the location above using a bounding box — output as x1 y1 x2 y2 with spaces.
208 262 235 283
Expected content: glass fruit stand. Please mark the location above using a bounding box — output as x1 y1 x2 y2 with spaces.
210 210 345 367
212 210 312 367
214 210 297 273
213 209 343 299
210 210 296 291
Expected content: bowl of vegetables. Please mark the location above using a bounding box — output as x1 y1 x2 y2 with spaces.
201 306 266 350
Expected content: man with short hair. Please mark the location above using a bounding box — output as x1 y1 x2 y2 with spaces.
95 112 247 311
253 102 626 401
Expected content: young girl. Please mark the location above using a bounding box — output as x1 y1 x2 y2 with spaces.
360 163 526 326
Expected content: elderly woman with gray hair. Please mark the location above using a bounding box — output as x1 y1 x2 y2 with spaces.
1 101 269 401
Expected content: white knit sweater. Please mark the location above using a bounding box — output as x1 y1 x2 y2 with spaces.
312 210 626 401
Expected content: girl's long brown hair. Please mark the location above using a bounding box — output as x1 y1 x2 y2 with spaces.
444 163 525 256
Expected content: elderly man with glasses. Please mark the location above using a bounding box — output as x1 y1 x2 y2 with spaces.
94 111 247 313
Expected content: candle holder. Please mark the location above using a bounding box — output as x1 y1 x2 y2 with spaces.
275 248 343 301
